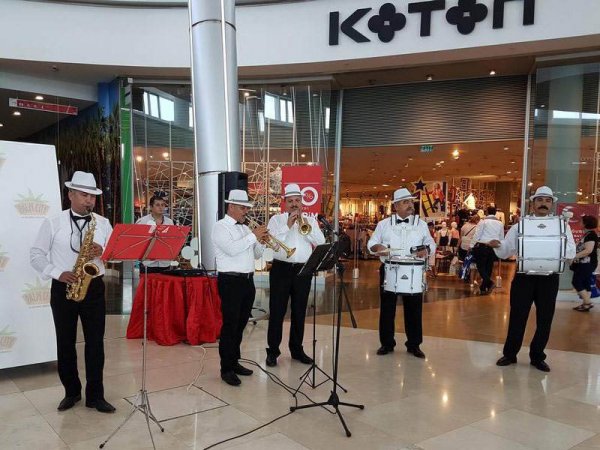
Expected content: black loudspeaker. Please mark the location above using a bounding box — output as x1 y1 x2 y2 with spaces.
218 171 248 219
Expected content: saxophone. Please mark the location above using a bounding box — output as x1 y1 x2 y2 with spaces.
66 214 100 302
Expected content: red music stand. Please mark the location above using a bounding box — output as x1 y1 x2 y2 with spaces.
100 223 190 450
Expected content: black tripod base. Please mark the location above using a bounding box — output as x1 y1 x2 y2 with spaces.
290 391 364 437
295 362 348 393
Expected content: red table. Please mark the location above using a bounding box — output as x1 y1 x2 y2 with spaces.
126 274 222 346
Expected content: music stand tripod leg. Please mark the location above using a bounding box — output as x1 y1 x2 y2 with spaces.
290 257 364 437
293 265 346 395
99 264 164 450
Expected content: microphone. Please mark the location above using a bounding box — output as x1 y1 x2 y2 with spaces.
317 214 333 230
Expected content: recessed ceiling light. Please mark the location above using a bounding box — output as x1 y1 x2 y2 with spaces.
426 74 433 81
506 171 511 174
0 123 3 127
408 157 413 161
135 156 143 162
401 178 406 182
510 160 515 164
540 104 546 108
35 95 44 101
503 146 509 150
489 70 496 76
243 92 250 98
528 182 533 186
162 152 169 159
382 184 389 187
300 153 306 158
13 111 22 116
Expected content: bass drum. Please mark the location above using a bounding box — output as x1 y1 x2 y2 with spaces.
517 216 567 274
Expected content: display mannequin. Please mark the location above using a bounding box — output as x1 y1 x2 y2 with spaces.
463 192 476 210
436 221 449 247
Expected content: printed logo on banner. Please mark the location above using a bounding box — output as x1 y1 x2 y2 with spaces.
22 278 51 307
0 245 9 271
0 326 17 352
14 189 50 217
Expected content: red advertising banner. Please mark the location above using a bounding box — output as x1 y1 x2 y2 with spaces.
557 203 600 242
280 165 322 214
9 98 78 116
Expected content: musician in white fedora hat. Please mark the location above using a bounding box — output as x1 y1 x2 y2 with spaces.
30 171 115 413
212 189 269 386
368 187 436 359
265 183 325 367
489 186 575 372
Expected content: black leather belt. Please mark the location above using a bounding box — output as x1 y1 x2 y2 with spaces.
273 259 305 268
218 272 253 279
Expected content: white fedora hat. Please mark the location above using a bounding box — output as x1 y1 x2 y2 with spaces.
393 187 416 203
283 183 302 198
64 171 102 195
224 189 254 207
529 186 557 202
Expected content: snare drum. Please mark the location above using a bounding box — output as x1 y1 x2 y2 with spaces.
383 257 426 295
517 216 567 274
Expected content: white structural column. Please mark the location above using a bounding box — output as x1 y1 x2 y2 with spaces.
189 0 241 269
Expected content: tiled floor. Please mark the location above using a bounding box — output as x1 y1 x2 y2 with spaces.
2 310 600 449
2 259 600 449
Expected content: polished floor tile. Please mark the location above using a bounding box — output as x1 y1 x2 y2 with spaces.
1 265 600 450
418 425 533 450
472 409 595 450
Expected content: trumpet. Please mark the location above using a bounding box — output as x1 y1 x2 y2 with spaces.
245 216 296 258
297 213 312 235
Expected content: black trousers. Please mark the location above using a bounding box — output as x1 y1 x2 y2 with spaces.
503 273 559 362
379 264 423 350
50 277 106 400
473 244 496 291
267 260 312 358
217 274 255 373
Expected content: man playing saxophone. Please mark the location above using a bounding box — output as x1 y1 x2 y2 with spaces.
265 183 325 367
30 171 115 413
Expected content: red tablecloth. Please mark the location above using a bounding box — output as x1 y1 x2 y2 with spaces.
126 274 222 346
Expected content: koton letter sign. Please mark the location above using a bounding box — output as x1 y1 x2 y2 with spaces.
9 98 78 116
329 0 535 45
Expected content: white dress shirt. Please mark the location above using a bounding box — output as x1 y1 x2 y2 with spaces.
470 215 505 248
493 215 576 261
212 214 265 273
30 209 113 280
368 214 436 263
136 214 175 268
267 213 326 263
460 222 478 250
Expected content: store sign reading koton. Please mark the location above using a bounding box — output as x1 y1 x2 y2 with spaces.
329 0 535 45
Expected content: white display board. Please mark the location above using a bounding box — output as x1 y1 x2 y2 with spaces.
0 141 61 369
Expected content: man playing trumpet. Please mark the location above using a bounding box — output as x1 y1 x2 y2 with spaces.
265 183 325 367
212 190 268 386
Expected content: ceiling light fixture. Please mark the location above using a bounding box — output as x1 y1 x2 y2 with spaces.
162 152 169 159
489 70 497 76
300 153 306 158
426 74 433 81
382 184 389 187
35 95 44 101
13 111 21 116
401 178 406 182
0 123 3 127
503 146 509 151
452 149 459 159
135 156 143 162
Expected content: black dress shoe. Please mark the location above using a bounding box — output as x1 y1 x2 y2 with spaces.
221 371 241 386
496 356 517 366
234 363 253 376
530 360 551 372
376 346 394 355
85 398 116 413
291 353 313 365
266 354 277 367
408 347 426 358
57 394 81 411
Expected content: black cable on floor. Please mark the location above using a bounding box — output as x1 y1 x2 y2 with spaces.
202 357 336 450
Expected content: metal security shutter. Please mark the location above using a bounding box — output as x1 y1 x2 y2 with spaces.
342 76 528 147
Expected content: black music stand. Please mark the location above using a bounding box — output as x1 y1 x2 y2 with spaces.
99 224 190 450
293 243 346 393
290 242 364 437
